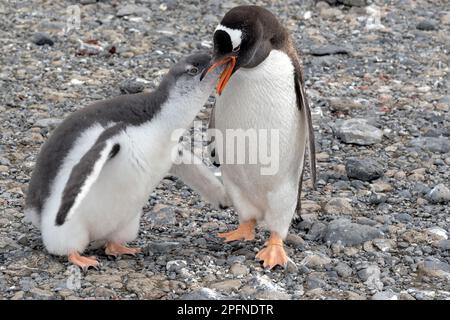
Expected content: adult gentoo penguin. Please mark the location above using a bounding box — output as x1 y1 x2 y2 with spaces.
202 5 316 269
25 53 227 269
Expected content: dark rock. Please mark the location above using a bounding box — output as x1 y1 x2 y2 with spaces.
306 222 327 241
119 79 145 94
311 45 351 56
346 158 385 182
32 32 54 46
335 262 352 278
323 219 383 246
416 20 438 31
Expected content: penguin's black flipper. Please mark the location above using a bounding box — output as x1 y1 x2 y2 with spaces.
294 69 317 190
55 123 126 226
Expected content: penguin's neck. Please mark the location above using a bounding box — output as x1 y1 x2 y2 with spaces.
128 87 207 157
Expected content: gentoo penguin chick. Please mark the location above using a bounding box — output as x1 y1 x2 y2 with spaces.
202 6 316 269
25 53 225 270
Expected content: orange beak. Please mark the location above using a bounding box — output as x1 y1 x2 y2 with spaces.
204 56 237 95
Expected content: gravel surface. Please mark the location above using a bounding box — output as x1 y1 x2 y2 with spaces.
0 0 449 300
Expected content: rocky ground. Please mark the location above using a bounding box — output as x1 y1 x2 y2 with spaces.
1 0 449 300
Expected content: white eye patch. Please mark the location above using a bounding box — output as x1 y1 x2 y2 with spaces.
215 24 242 51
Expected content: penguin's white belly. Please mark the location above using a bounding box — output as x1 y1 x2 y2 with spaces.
215 50 306 207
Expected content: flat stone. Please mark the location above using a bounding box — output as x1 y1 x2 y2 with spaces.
324 197 353 215
418 258 450 280
116 5 151 17
335 118 383 145
210 279 242 292
410 137 450 154
311 45 351 56
324 218 383 246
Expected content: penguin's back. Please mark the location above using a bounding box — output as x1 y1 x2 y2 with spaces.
25 92 162 221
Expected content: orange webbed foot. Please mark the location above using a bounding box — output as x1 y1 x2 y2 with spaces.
256 233 289 270
105 242 142 257
68 252 100 271
218 219 256 242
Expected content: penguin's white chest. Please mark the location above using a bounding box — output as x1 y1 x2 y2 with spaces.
214 50 305 188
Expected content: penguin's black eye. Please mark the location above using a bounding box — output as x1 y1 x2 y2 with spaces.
187 66 199 76
232 45 240 53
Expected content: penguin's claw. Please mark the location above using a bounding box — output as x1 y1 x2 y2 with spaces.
68 252 100 271
255 233 289 270
105 242 142 257
218 219 256 242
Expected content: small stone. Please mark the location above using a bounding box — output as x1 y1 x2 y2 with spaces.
410 137 450 154
306 222 327 241
416 20 438 31
371 290 398 300
436 240 450 250
0 165 8 173
119 79 145 94
230 263 249 276
210 279 242 292
418 258 450 280
342 0 367 6
17 235 29 245
358 265 383 291
324 197 353 215
335 262 352 278
324 219 383 246
146 241 179 254
372 238 393 252
327 97 364 112
301 251 331 268
181 288 223 300
32 32 54 46
305 275 327 290
34 118 63 129
346 158 385 182
286 233 305 247
441 12 450 25
126 275 166 299
426 227 448 240
335 119 383 145
301 200 322 214
146 204 177 226
428 184 450 204
371 182 393 193
285 260 298 274
166 260 187 273
311 45 351 56
116 5 151 17
30 288 53 299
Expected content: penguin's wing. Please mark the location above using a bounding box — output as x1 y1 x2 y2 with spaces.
55 123 125 226
293 61 317 190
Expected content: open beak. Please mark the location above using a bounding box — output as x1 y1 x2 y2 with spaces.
200 55 237 95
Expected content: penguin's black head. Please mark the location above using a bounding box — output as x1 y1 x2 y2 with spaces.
200 5 286 95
